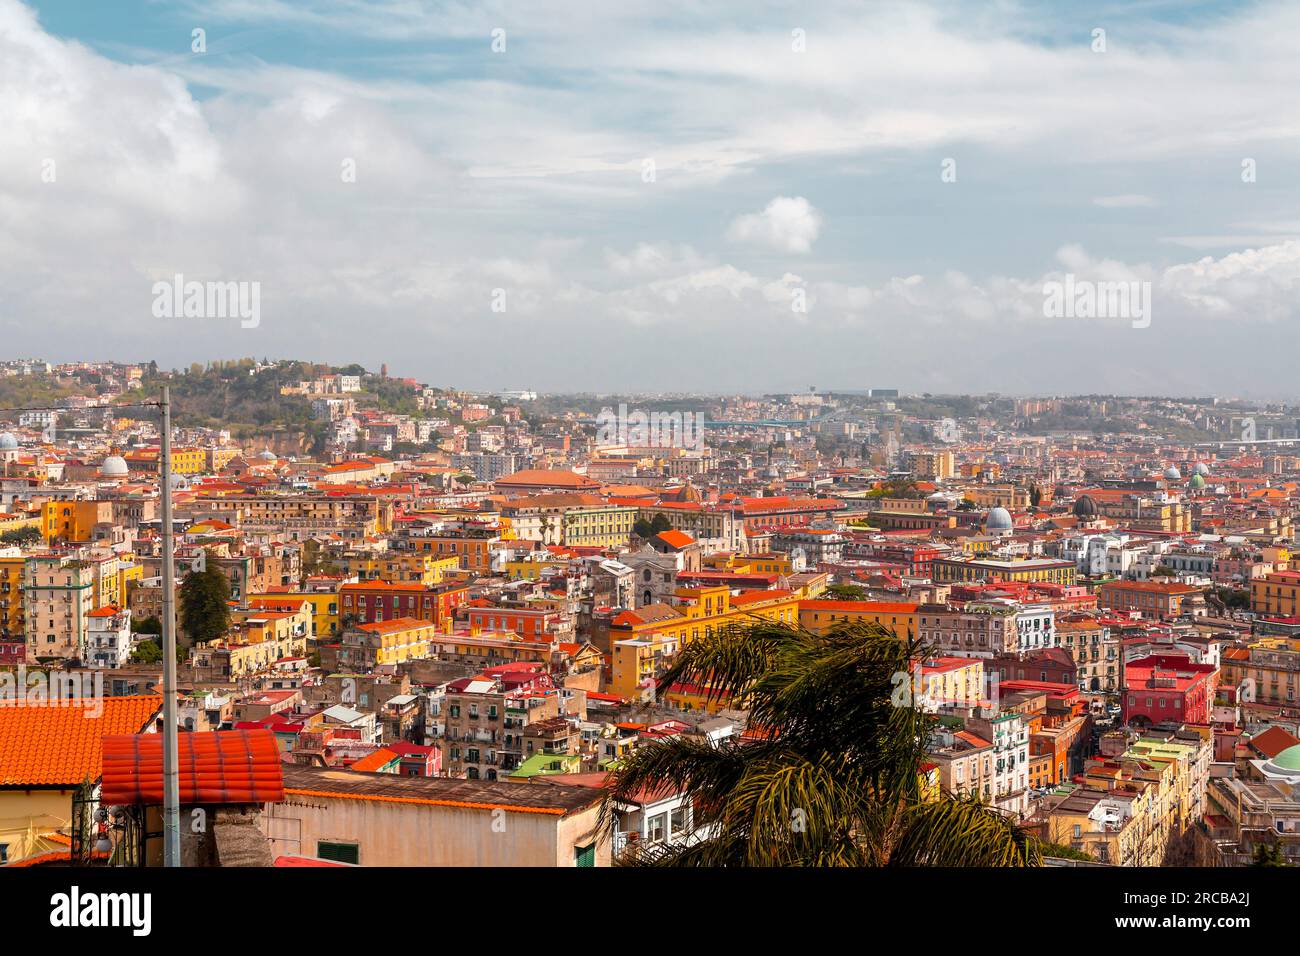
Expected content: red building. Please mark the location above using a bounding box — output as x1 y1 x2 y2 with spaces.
1123 654 1217 727
465 603 568 641
340 580 469 628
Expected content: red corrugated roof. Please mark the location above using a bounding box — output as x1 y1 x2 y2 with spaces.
100 729 285 805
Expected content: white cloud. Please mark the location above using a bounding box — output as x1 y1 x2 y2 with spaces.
726 197 822 254
5 0 1300 394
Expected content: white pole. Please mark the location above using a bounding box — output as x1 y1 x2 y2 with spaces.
160 386 181 866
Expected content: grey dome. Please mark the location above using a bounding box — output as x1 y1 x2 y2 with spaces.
258 449 277 461
1163 466 1182 480
0 432 16 450
1194 462 1210 476
100 455 129 477
1072 495 1098 519
985 506 1013 531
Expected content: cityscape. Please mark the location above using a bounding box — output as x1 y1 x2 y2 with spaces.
0 361 1297 876
0 0 1293 933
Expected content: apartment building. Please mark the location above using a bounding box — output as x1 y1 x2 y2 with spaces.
1056 617 1120 693
23 553 96 662
1097 581 1203 620
917 602 1020 656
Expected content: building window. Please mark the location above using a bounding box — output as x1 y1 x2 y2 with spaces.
574 843 596 867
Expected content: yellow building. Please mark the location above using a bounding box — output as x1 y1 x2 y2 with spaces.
1221 638 1300 707
42 500 113 543
797 599 918 640
609 587 801 698
354 618 435 666
962 486 1031 510
931 557 1076 586
505 556 570 581
1252 570 1300 617
0 554 23 642
561 505 636 548
124 446 207 475
733 553 795 575
255 590 341 640
917 656 986 708
229 600 312 654
337 551 461 587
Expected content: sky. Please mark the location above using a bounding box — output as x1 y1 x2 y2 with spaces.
3 0 1300 397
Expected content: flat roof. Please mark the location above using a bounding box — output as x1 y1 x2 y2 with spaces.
281 764 603 816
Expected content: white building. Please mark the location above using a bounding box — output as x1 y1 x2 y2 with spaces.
1015 604 1056 652
87 608 133 668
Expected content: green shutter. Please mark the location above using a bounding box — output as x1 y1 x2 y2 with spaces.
574 843 595 867
317 841 360 864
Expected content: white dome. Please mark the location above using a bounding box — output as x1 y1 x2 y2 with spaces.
0 432 17 450
1163 466 1182 480
1194 462 1210 476
985 507 1013 531
258 449 277 461
100 455 129 477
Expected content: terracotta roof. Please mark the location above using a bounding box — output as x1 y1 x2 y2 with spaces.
349 748 399 773
1247 725 1300 759
100 729 285 805
494 469 600 490
0 695 161 787
654 530 695 550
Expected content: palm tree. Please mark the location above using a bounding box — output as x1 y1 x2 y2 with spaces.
601 618 1041 866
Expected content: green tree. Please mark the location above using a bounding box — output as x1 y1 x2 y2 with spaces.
602 619 1041 867
178 563 231 647
130 639 163 664
1252 842 1288 867
0 526 41 546
824 583 867 601
132 616 162 635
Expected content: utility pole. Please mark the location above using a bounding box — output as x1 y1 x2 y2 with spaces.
159 386 181 867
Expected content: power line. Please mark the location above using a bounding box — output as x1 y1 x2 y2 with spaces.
0 401 161 415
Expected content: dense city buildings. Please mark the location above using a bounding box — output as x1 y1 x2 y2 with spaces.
1 367 1299 875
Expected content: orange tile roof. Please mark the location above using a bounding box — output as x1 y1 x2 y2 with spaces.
0 695 161 787
100 728 285 805
357 616 433 634
349 748 399 773
654 530 695 550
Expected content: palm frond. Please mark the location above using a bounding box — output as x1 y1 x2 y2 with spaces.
888 797 1042 867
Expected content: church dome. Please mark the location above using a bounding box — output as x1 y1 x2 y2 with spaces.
100 455 129 477
0 432 17 450
1072 494 1098 519
985 507 1013 531
1195 462 1210 476
1163 466 1182 480
1264 744 1300 776
1189 473 1206 491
